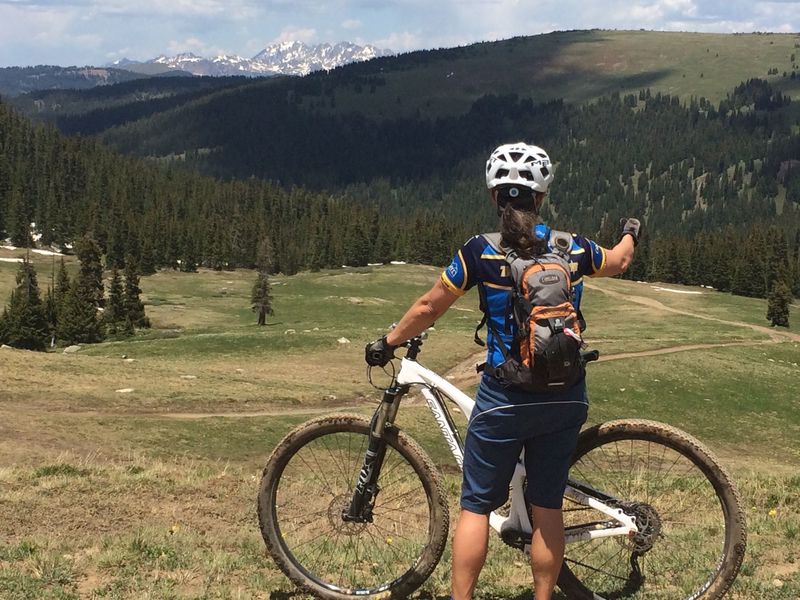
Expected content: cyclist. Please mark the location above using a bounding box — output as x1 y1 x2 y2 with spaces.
365 142 640 600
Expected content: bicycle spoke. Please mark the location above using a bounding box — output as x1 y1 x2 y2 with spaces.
264 420 445 596
562 429 737 600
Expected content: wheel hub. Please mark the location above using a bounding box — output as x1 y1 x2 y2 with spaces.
329 494 369 535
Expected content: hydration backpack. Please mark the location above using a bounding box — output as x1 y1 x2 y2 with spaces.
476 230 585 392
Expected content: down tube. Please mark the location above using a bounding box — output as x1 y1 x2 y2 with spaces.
395 358 476 467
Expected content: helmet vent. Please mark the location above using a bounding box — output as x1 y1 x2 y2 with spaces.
540 167 550 177
496 168 509 178
509 152 523 162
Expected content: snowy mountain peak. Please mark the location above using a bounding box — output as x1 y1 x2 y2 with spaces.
114 41 393 78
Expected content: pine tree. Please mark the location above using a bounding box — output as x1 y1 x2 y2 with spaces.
0 259 49 350
43 286 58 345
57 280 105 344
104 268 127 335
255 236 274 273
123 255 150 329
54 258 71 307
75 235 105 308
140 239 157 276
766 279 792 327
6 189 32 248
251 271 275 326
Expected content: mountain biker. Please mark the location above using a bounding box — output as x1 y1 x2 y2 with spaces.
365 142 640 600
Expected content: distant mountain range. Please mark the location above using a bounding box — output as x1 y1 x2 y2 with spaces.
109 41 394 77
0 41 393 96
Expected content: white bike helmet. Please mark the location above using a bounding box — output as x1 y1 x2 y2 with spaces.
485 142 554 192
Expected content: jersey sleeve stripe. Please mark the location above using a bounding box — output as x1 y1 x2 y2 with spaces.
457 249 469 291
590 246 607 276
483 282 512 290
440 273 467 296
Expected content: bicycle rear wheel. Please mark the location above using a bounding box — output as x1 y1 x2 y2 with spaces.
257 414 449 600
558 419 746 600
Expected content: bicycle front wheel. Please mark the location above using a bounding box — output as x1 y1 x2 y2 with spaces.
257 414 449 600
559 419 746 600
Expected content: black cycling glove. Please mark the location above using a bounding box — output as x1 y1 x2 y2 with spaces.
619 218 641 246
365 336 397 367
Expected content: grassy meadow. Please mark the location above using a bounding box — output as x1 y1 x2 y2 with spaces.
299 30 800 119
0 249 799 599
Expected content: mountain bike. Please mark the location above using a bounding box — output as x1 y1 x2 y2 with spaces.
257 331 746 599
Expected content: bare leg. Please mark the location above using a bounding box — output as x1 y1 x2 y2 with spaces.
451 509 489 600
529 505 565 600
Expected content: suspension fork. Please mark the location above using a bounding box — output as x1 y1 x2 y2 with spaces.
342 384 406 523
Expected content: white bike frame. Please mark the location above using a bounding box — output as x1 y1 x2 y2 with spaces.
394 356 638 548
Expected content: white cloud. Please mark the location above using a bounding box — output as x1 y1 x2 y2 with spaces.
273 26 317 44
94 0 259 18
1 0 798 67
166 37 229 56
664 18 757 32
0 4 74 45
374 31 423 52
664 0 698 16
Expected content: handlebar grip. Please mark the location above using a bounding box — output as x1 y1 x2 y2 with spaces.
581 350 600 363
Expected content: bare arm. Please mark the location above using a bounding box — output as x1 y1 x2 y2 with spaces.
385 279 459 346
594 235 635 278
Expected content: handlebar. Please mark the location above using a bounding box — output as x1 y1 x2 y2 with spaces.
396 332 600 365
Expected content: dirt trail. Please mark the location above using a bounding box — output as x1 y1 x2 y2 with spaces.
585 282 800 343
436 339 786 393
16 290 795 421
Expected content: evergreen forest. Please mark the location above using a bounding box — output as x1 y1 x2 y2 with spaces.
1 37 800 338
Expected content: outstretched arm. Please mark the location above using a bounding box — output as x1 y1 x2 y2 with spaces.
594 218 639 277
385 279 459 346
594 235 635 277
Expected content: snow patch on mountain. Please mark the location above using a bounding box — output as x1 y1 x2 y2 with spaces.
113 42 393 78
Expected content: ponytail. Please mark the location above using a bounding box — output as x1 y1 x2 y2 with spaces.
499 204 545 258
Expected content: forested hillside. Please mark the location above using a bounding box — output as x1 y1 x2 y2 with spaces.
0 99 468 275
12 76 254 136
0 66 145 97
15 30 800 128
2 30 800 301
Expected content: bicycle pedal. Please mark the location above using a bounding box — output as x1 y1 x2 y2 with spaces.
499 527 530 551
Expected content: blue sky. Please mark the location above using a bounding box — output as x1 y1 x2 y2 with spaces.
1 0 798 67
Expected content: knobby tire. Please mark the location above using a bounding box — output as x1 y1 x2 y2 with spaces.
558 419 746 600
257 414 449 600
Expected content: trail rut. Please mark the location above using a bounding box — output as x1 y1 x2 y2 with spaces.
16 289 796 420
585 282 800 343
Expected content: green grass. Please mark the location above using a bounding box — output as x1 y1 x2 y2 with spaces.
299 30 800 119
1 263 800 598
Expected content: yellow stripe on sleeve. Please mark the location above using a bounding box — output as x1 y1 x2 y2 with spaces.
440 273 466 296
457 249 468 291
589 246 607 276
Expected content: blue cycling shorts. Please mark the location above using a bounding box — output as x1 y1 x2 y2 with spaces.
460 375 589 513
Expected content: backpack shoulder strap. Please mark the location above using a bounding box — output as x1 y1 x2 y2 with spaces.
482 232 523 267
481 232 505 255
548 229 574 261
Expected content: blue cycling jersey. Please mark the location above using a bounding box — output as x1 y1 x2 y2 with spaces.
441 223 606 368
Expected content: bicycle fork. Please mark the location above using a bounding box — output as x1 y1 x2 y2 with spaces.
342 385 405 523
